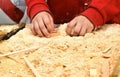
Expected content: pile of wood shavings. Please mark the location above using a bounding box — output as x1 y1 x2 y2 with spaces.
0 24 120 77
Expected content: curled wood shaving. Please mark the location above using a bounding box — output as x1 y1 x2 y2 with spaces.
50 32 59 37
0 47 39 57
23 56 41 77
102 46 112 53
50 29 59 37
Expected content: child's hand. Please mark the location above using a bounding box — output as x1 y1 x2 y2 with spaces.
30 11 54 37
66 15 94 36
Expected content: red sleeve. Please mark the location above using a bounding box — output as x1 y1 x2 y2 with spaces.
81 0 120 28
25 0 51 20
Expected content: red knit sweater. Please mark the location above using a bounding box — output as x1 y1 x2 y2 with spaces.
26 0 120 28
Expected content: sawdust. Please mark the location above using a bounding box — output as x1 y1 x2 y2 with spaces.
0 24 120 77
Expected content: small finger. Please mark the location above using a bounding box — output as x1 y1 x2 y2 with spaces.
42 15 54 33
30 22 37 35
73 22 81 36
34 20 43 37
48 14 55 31
39 18 50 37
79 25 87 36
86 24 94 33
66 19 76 35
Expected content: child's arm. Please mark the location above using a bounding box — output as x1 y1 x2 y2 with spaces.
66 0 120 36
81 0 120 28
25 0 54 37
26 0 51 20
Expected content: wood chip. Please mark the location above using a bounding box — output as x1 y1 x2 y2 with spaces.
90 69 98 77
0 47 39 57
110 57 120 77
102 46 112 53
0 52 19 63
23 56 41 77
101 59 110 77
50 29 59 37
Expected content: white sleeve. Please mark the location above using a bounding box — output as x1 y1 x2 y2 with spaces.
11 0 26 12
0 9 15 24
20 8 30 23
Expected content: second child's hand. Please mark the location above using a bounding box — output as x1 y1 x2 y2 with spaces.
66 15 94 36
